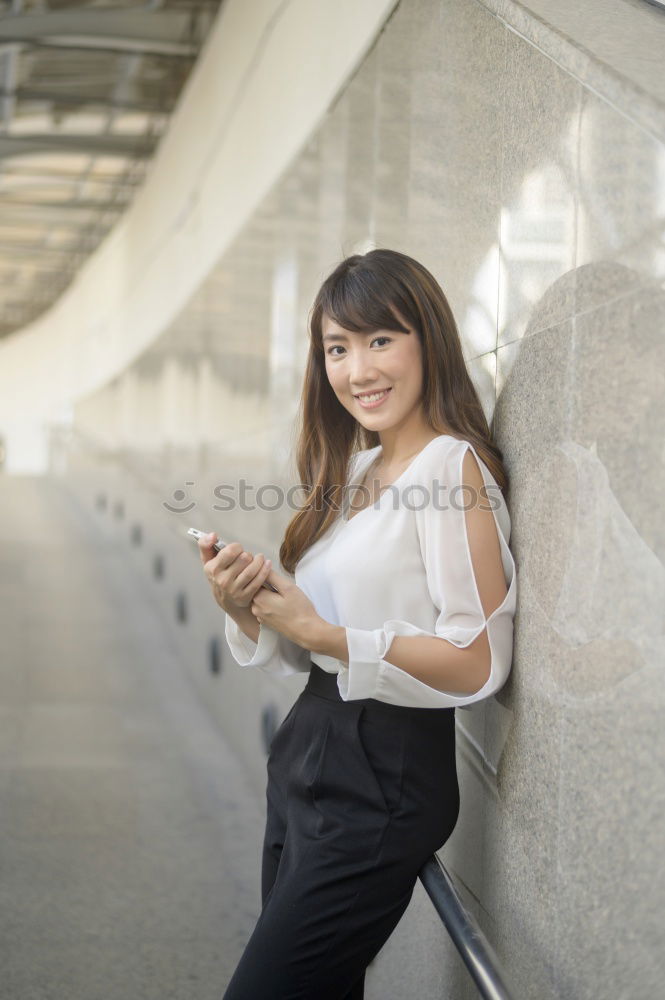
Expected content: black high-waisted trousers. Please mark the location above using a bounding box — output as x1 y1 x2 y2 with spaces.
222 662 460 1000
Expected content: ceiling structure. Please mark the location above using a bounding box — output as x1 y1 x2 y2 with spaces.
0 0 222 339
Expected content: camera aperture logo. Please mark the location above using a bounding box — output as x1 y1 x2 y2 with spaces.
163 482 197 513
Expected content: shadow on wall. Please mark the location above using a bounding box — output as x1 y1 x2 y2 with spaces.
497 260 663 705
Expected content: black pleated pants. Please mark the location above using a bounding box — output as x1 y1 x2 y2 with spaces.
222 662 460 1000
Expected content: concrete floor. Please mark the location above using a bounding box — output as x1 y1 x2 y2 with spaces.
0 474 264 999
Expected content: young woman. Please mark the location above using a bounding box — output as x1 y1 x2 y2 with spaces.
198 249 517 999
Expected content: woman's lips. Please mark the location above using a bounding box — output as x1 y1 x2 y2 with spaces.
354 387 392 409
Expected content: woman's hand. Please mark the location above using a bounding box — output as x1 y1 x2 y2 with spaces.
249 566 324 650
198 533 272 613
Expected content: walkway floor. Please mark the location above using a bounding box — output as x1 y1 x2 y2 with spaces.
0 473 264 999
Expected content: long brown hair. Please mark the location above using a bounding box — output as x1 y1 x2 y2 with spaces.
279 248 508 574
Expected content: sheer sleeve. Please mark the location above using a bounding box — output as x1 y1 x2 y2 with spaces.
224 615 311 678
336 439 517 708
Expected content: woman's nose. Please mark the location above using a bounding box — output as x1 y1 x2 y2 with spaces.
348 356 380 382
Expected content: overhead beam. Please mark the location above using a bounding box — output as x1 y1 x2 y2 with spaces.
0 8 214 56
0 198 126 212
0 216 112 232
14 39 196 59
0 261 75 274
0 165 141 184
0 133 157 160
0 241 89 257
0 87 172 114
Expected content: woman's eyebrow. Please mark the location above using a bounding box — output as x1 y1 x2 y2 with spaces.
322 329 381 343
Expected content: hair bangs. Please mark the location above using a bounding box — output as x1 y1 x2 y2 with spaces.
321 265 410 339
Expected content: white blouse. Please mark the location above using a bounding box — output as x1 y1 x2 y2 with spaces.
224 434 517 709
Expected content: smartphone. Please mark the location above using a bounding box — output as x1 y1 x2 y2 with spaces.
188 527 278 593
188 527 229 552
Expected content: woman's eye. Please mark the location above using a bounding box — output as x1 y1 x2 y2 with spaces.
327 337 391 357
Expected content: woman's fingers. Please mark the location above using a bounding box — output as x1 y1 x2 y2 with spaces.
236 553 271 597
230 551 254 587
236 552 262 588
201 539 241 571
197 538 271 610
197 532 219 565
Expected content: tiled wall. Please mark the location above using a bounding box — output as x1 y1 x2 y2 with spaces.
68 0 665 996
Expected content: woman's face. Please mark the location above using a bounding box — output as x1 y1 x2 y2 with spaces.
322 312 426 433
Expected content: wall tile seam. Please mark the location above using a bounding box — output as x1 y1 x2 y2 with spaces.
471 0 665 146
457 716 500 780
498 323 560 349
573 281 664 321
562 309 576 441
466 351 499 366
456 723 501 801
481 1 512 368
553 696 567 997
490 274 656 353
572 80 581 315
438 858 488 914
494 21 509 402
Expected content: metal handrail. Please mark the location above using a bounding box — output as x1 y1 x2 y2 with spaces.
418 855 514 1000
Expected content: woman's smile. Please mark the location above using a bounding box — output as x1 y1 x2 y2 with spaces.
354 387 393 409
